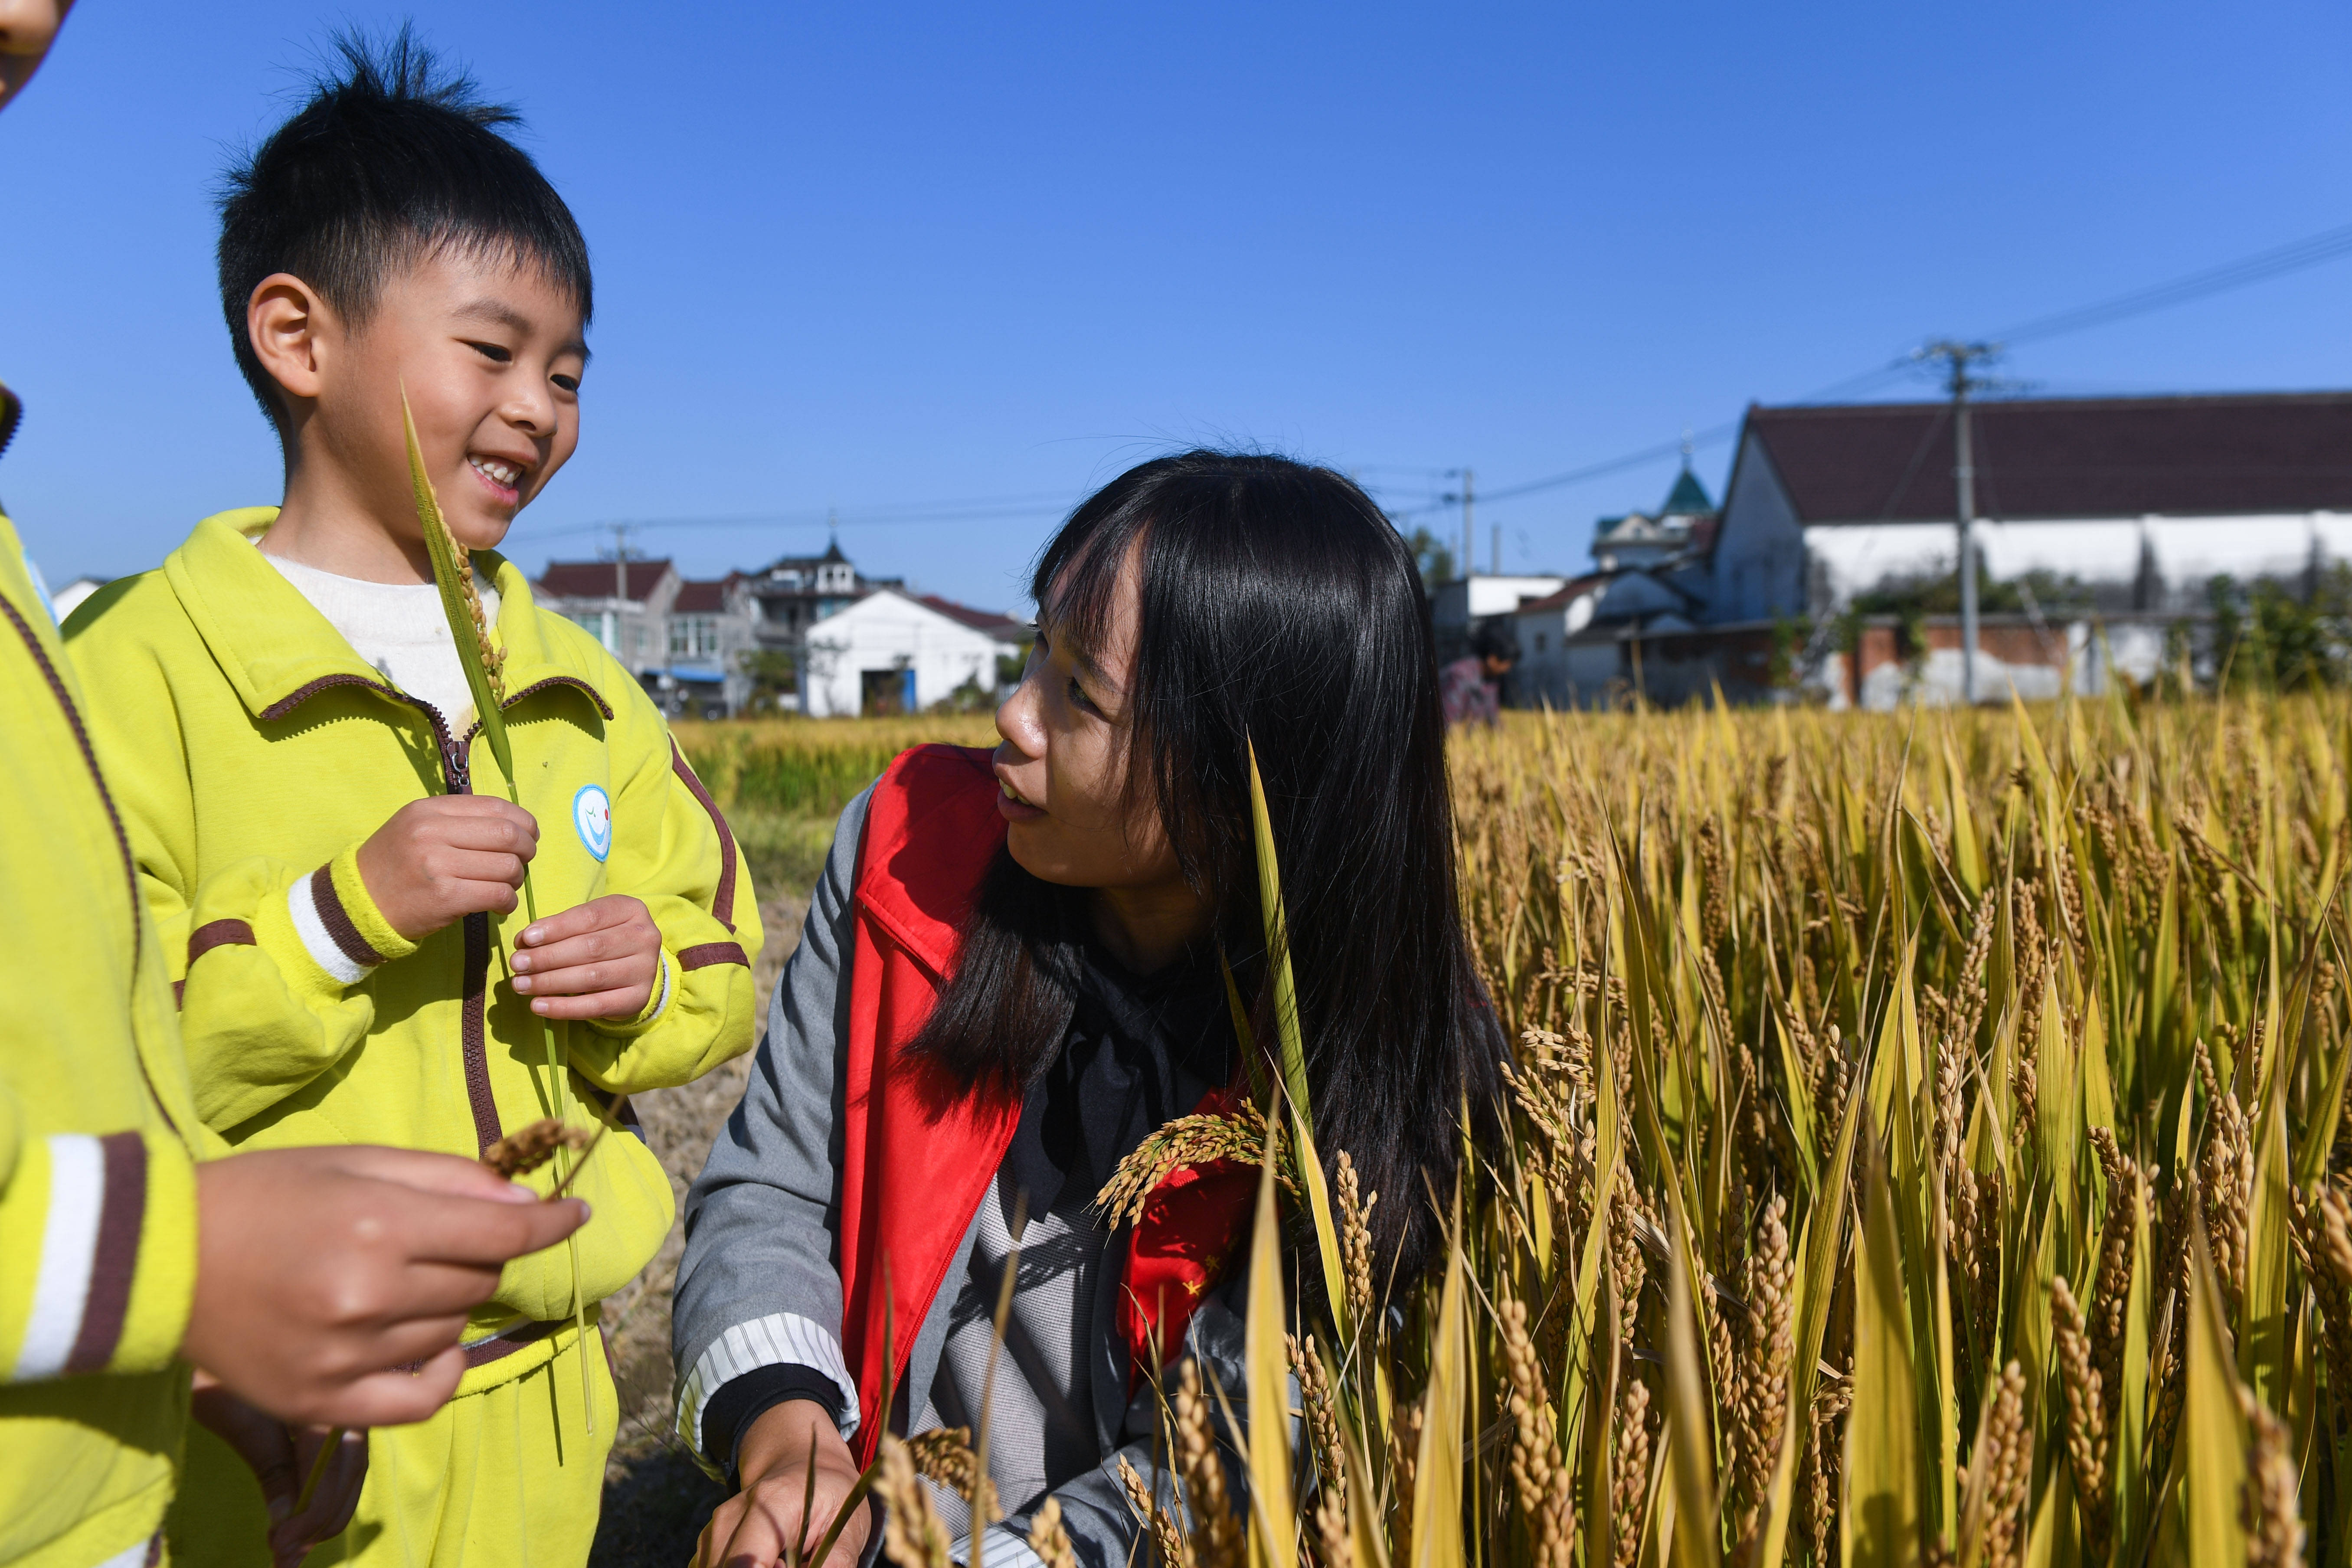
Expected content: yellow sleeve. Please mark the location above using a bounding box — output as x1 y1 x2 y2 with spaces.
0 1083 199 1383
162 846 420 1133
567 719 764 1094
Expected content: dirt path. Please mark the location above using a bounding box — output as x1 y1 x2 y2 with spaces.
590 891 806 1565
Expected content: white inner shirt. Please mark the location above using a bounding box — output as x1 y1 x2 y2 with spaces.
264 548 501 727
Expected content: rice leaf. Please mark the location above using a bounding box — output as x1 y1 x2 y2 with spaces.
2183 1199 2250 1562
1844 1133 1921 1568
1662 1194 1721 1568
1410 1191 1466 1568
1243 1112 1297 1568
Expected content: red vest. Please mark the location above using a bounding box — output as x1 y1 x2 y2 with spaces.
838 745 1256 1461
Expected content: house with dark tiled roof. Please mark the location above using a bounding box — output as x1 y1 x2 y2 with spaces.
534 557 761 716
1708 391 2352 623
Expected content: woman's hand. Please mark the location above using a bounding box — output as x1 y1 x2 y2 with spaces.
190 1372 369 1567
697 1400 871 1568
509 894 663 1021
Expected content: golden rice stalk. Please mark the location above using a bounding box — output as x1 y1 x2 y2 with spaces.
2197 1037 2254 1326
1387 1399 1422 1548
1174 1360 1244 1568
2051 1276 2111 1564
1497 1297 1573 1568
1734 1194 1795 1544
1026 1497 1078 1568
478 1116 592 1181
905 1427 978 1495
1312 1492 1352 1568
1962 1361 2031 1568
876 1436 955 1568
1115 1455 1193 1568
1612 1377 1652 1568
1335 1151 1376 1328
2294 1183 2352 1437
1096 1104 1290 1231
1288 1333 1346 1513
2239 1387 2303 1568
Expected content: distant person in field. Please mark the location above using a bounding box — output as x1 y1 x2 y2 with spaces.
0 9 586 1568
1440 622 1516 726
674 452 1509 1567
64 30 762 1566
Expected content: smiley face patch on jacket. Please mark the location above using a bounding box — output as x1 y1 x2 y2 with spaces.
573 784 612 861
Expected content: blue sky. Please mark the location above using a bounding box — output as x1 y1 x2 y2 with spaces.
4 0 2349 611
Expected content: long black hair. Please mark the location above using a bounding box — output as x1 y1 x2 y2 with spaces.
909 451 1503 1292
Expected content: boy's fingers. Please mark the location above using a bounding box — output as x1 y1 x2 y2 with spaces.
432 851 528 889
509 926 638 974
528 986 648 1021
306 1350 467 1429
394 1192 589 1270
328 1144 541 1203
514 895 631 947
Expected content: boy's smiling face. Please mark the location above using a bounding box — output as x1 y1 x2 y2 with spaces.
249 246 586 575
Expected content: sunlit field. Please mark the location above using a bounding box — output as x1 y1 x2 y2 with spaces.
649 694 2352 1567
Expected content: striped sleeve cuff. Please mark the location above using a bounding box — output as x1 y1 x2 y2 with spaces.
4 1129 196 1382
676 1312 861 1457
951 1529 1050 1568
286 848 415 987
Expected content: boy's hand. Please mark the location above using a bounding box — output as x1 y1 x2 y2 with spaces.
189 1373 368 1568
186 1144 588 1429
510 895 662 1021
698 1401 871 1568
356 796 538 942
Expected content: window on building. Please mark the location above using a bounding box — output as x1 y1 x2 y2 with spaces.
670 616 721 658
1535 632 1547 653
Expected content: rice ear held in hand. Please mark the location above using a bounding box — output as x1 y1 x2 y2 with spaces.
399 383 591 1422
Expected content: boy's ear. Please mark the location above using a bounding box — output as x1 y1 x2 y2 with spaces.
247 273 333 409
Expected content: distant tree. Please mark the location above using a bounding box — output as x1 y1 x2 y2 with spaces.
928 671 997 715
1403 527 1456 590
740 649 798 716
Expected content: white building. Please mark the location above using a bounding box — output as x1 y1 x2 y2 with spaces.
1428 573 1567 663
800 589 1028 718
1704 392 2352 622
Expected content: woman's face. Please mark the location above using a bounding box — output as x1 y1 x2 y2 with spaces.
991 550 1181 892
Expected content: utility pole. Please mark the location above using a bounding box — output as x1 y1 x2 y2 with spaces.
609 522 634 601
1918 340 1997 703
1492 523 1502 576
1461 468 1475 582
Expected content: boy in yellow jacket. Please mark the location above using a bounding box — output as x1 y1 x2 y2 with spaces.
65 31 763 1567
2 9 592 1566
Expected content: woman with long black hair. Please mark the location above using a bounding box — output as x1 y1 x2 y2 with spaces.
674 451 1505 1567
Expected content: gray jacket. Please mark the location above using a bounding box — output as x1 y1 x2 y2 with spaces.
673 789 1260 1568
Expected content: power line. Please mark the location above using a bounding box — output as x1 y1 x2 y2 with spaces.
1412 214 2352 517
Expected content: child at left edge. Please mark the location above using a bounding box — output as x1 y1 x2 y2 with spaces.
64 34 764 1566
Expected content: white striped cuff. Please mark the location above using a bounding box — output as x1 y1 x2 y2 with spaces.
676 1312 861 1457
287 867 384 985
15 1132 147 1382
951 1529 1050 1568
643 948 673 1025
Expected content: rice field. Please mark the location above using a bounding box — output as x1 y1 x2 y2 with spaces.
665 693 2352 1567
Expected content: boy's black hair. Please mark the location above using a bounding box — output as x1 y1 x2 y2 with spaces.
217 27 592 430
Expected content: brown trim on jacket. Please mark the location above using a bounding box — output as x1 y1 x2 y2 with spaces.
2 594 144 975
308 864 389 969
65 1130 147 1375
668 740 739 932
177 918 258 1007
678 941 750 971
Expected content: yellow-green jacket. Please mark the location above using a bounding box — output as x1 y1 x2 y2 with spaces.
65 508 762 1385
0 428 210 1559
